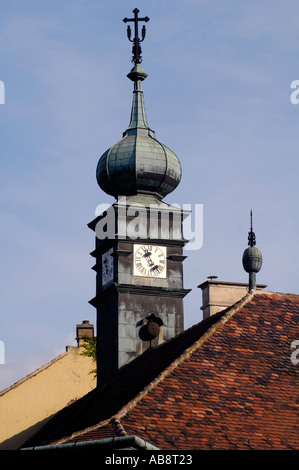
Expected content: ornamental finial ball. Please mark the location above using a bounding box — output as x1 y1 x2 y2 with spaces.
242 246 262 274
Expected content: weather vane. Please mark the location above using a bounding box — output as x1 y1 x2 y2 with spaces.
123 8 150 64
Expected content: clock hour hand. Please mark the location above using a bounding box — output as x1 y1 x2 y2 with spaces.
143 250 154 267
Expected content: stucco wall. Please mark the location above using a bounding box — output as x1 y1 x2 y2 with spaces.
0 346 96 450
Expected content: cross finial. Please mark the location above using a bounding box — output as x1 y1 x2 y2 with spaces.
123 8 150 64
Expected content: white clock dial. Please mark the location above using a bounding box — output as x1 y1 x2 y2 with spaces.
134 245 167 278
102 248 114 285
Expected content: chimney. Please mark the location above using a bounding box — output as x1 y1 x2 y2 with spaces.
76 320 94 346
198 279 267 320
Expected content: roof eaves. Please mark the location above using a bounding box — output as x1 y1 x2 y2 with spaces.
48 418 112 446
45 413 129 447
22 435 160 451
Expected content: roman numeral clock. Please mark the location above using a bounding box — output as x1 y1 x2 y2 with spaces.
134 245 166 278
88 9 190 387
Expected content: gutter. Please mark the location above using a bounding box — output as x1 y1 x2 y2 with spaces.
21 435 159 451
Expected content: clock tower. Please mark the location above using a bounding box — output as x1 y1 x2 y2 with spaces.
88 9 190 387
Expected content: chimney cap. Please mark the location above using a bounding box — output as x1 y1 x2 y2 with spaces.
76 320 94 346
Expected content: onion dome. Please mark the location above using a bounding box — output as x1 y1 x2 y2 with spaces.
96 64 181 200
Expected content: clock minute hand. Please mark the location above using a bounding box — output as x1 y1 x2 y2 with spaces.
143 251 154 267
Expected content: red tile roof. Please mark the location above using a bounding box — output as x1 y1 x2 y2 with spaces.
24 291 299 450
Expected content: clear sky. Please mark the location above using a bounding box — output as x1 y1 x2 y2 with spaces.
0 1 298 390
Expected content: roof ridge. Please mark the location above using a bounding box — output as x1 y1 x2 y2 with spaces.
0 351 68 397
114 289 257 421
111 417 128 437
254 290 299 299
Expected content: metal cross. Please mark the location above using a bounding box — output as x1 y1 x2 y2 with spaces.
123 8 150 64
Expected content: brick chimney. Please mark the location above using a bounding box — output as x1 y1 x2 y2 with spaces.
76 320 94 346
198 280 267 320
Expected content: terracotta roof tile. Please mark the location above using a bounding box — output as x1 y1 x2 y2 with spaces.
112 292 299 449
24 291 299 450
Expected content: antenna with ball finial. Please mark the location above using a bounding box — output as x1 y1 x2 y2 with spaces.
242 210 262 291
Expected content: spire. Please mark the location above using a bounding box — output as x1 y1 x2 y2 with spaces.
123 10 154 138
242 210 263 291
123 65 155 137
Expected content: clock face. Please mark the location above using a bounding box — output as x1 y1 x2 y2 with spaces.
134 244 167 278
102 248 114 286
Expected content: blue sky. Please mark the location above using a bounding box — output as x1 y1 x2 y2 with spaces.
0 1 298 390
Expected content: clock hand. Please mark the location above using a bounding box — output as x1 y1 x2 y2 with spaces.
143 251 154 267
151 264 160 272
